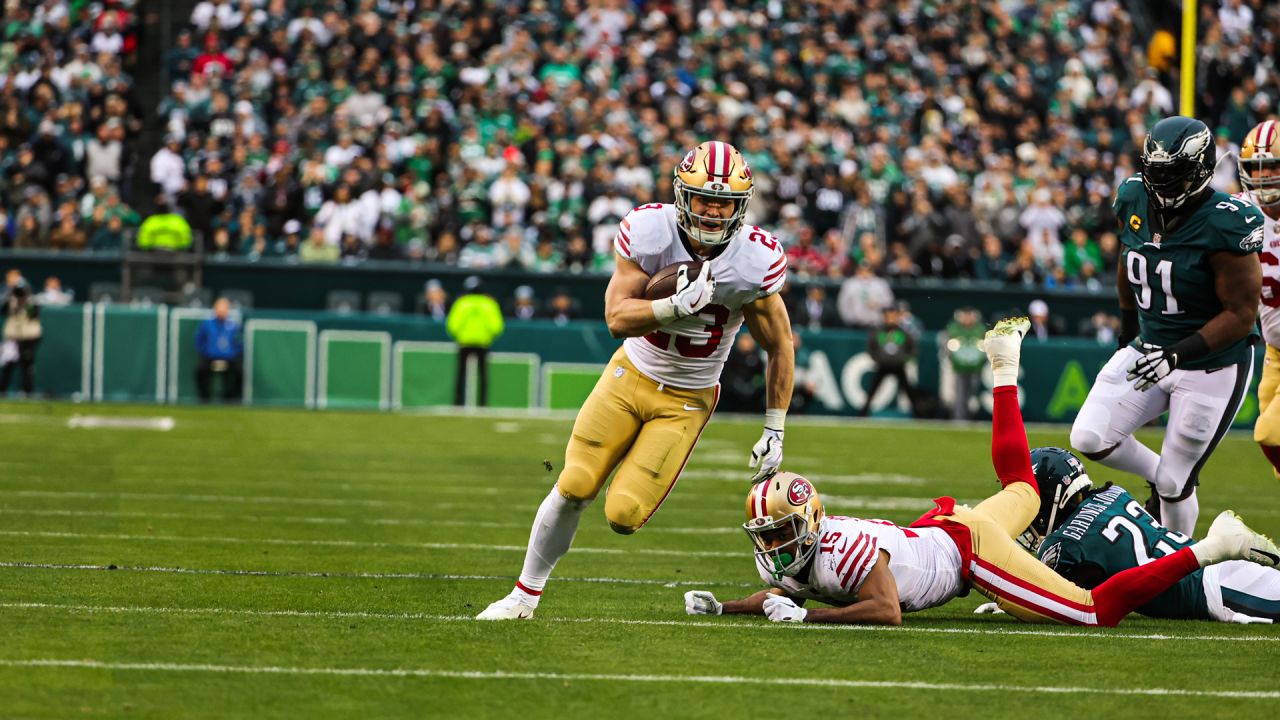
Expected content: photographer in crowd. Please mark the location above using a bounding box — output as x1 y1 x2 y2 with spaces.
1 275 43 396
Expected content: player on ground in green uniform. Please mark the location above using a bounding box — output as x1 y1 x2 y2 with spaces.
977 447 1280 624
1070 116 1264 537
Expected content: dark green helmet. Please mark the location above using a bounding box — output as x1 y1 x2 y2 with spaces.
1017 447 1094 551
1141 116 1215 210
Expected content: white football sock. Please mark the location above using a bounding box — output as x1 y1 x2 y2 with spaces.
516 487 589 599
1159 491 1198 537
1096 436 1159 485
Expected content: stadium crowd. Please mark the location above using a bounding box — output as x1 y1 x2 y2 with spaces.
0 0 144 252
2 0 1279 322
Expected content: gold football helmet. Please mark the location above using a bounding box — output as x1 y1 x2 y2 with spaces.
672 140 755 246
1240 120 1280 208
743 472 824 579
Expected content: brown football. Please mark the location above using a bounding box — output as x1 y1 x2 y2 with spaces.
643 261 707 300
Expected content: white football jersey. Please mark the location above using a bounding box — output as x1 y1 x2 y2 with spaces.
1236 191 1280 347
615 204 787 389
1254 203 1280 347
755 516 965 613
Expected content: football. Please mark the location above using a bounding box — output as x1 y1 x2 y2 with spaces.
643 261 707 300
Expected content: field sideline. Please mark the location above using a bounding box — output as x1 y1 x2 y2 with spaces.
1 400 1278 719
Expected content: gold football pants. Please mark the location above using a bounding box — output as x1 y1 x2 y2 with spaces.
944 483 1101 624
1254 345 1280 479
556 347 719 534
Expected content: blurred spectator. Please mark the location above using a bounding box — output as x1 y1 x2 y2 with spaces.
150 136 186 201
721 332 765 413
446 276 504 407
1028 299 1065 341
1062 228 1103 281
35 277 72 306
299 227 339 264
858 305 920 418
547 288 579 326
796 285 834 332
419 279 449 320
1020 189 1067 269
945 308 986 421
48 215 86 251
507 285 539 321
1 278 41 396
786 227 825 279
838 262 894 329
1082 310 1121 345
194 297 243 403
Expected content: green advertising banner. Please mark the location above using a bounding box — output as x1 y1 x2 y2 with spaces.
319 330 390 410
245 319 315 408
31 304 91 399
94 304 166 402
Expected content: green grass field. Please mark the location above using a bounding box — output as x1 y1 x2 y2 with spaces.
0 400 1278 719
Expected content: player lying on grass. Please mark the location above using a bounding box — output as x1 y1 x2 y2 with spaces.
684 317 1280 626
965 446 1280 624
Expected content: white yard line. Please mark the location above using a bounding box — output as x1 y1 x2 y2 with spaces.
0 530 741 558
0 561 750 588
66 415 175 431
0 658 1273 698
0 508 742 534
0 601 1275 645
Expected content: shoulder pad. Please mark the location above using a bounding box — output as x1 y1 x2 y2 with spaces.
741 225 788 296
1208 194 1265 254
614 204 672 262
1112 175 1143 214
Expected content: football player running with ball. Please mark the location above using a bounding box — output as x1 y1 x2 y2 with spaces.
1238 121 1280 479
685 318 1280 626
971 446 1280 624
1070 116 1264 537
478 141 794 620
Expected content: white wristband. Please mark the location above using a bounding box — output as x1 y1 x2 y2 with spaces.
764 408 786 431
651 298 676 324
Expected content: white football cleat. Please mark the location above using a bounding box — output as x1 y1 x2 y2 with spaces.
1202 510 1280 567
983 316 1030 387
475 591 538 620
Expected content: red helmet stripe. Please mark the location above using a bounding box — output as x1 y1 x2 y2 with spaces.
706 142 718 178
1263 121 1277 152
756 483 768 518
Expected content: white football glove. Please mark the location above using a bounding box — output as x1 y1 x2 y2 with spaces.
654 263 716 323
1226 611 1273 625
1126 341 1178 392
749 427 784 483
762 594 807 623
684 590 723 616
973 602 1006 615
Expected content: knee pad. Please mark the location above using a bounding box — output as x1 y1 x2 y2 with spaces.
1153 464 1198 501
604 492 644 535
1069 423 1108 458
1256 413 1280 446
556 463 602 503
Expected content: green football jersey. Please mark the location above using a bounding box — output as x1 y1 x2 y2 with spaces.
1037 484 1210 619
1112 175 1264 370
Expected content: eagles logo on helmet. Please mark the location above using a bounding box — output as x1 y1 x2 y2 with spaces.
1140 116 1215 211
744 472 824 579
672 140 755 247
1017 447 1095 552
1240 120 1280 208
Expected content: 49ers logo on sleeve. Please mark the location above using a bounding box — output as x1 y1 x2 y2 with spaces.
787 478 814 505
